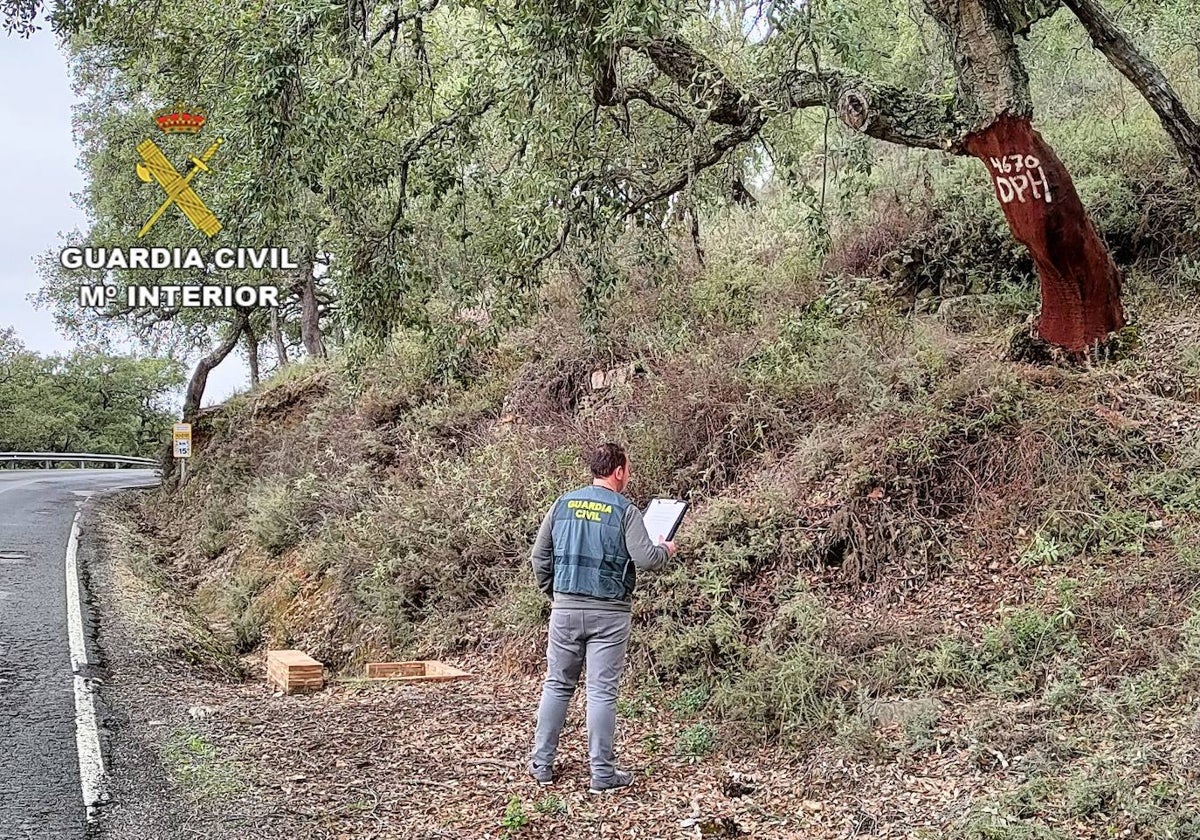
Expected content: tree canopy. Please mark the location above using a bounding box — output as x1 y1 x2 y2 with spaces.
0 328 184 455
20 0 1200 377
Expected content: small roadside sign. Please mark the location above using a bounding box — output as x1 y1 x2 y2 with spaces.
173 422 192 459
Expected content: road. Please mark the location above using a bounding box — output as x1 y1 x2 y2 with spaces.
0 469 157 840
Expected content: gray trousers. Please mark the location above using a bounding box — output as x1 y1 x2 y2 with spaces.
530 608 632 780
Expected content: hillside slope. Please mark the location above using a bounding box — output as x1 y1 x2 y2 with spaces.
105 212 1200 834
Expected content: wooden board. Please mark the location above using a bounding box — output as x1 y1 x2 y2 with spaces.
267 649 324 695
364 660 473 682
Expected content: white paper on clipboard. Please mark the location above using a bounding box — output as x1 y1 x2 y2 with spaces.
642 498 689 543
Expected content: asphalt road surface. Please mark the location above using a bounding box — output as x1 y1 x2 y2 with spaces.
0 469 157 840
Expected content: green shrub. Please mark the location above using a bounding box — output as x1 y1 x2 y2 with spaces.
246 479 304 556
496 580 550 634
1131 442 1200 513
197 506 233 560
1042 662 1085 712
1183 611 1200 664
676 723 717 759
1019 532 1065 567
1063 771 1119 819
161 728 244 800
648 608 747 678
863 642 928 696
641 733 662 755
534 794 567 815
979 599 1078 697
227 573 269 653
689 252 766 328
744 282 912 410
669 685 711 716
347 438 574 650
198 566 271 654
918 637 985 690
901 704 941 751
500 795 530 835
982 608 1061 666
832 713 880 756
1110 660 1192 716
711 645 843 739
616 696 652 719
949 803 1065 840
1036 506 1150 560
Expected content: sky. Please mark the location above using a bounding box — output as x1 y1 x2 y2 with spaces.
0 28 247 406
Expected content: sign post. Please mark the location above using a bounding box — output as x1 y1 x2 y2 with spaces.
172 422 192 484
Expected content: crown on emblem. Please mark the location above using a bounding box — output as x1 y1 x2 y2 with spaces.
154 105 207 134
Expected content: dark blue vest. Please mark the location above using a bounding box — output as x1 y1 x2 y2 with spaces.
550 485 634 600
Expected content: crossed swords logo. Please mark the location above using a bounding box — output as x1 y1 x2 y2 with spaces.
135 136 224 238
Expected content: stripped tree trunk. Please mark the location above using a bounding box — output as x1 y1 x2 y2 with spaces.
923 0 1126 351
965 115 1124 347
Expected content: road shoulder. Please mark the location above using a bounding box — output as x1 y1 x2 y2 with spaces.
86 496 281 840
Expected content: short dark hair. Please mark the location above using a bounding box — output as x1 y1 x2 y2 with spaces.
587 442 627 478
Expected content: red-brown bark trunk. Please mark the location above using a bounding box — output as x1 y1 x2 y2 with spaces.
965 115 1124 351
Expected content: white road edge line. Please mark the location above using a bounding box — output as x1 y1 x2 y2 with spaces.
65 503 106 821
0 476 46 495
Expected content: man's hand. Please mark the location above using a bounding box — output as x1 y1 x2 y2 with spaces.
658 538 678 557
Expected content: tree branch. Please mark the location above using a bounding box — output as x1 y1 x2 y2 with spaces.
384 96 496 234
369 0 440 49
626 121 764 214
623 35 757 127
995 0 1061 34
624 87 697 130
780 69 963 151
1061 0 1200 180
590 34 964 212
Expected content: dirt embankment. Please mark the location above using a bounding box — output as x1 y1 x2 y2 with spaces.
97 277 1200 838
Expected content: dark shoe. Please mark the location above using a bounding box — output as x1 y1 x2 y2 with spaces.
527 760 554 785
589 769 634 793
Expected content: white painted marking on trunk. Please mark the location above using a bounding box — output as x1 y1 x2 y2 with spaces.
65 505 105 821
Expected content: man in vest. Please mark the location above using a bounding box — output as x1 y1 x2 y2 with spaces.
527 442 677 792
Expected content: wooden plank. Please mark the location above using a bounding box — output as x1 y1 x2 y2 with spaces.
366 662 425 679
364 660 473 683
426 661 459 678
269 649 321 667
267 649 325 695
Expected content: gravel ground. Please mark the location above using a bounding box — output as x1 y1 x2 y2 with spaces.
88 504 283 840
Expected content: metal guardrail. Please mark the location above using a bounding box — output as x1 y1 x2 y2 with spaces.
0 452 159 468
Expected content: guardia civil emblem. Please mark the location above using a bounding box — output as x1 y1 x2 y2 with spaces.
135 106 224 238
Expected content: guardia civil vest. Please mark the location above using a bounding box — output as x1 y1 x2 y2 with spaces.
550 485 634 600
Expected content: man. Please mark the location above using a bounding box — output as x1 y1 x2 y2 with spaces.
527 442 677 793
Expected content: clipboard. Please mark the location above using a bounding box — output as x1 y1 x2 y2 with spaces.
642 498 689 543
